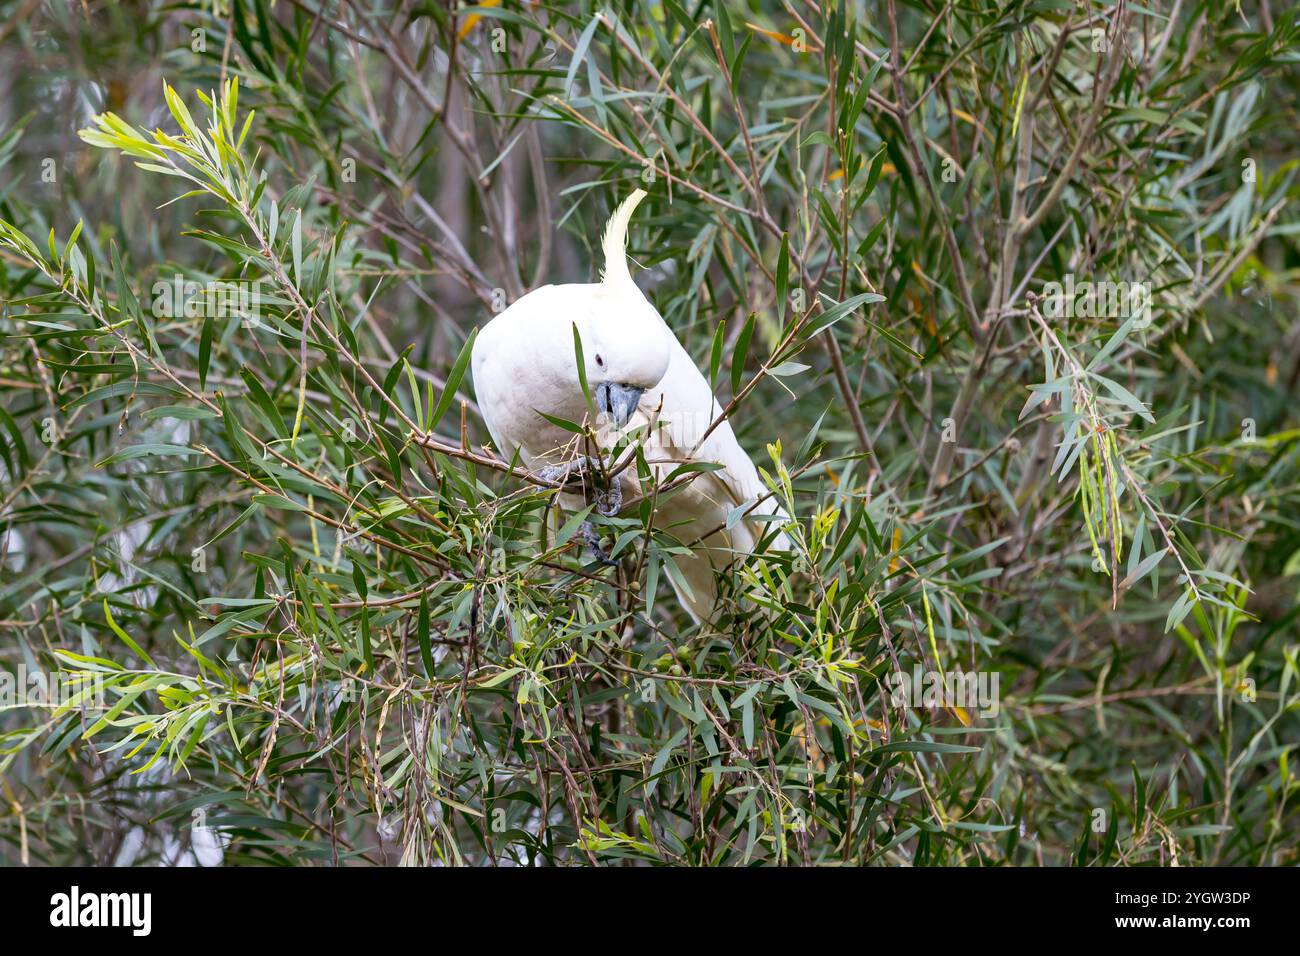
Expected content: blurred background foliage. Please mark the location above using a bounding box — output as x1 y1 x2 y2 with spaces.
0 0 1298 866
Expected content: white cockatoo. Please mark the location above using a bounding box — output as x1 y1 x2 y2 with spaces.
471 189 787 621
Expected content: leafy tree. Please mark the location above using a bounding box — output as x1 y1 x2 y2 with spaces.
1 0 1297 866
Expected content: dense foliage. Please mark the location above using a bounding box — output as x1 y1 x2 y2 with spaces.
1 0 1297 866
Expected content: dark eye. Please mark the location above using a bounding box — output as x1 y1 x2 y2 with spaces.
595 354 604 367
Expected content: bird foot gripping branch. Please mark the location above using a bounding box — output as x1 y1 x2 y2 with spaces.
537 455 623 564
577 521 618 567
537 455 622 513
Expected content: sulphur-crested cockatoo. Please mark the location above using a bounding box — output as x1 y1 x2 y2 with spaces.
471 189 787 621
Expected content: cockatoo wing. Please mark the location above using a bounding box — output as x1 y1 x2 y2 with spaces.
473 282 622 470
630 331 790 621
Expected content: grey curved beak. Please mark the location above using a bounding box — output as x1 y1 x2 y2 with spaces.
595 382 643 428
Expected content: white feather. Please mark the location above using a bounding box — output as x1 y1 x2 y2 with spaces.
471 190 787 621
629 341 790 621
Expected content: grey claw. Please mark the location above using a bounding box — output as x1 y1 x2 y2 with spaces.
537 463 571 485
539 458 620 563
578 520 617 566
538 455 598 489
595 479 622 517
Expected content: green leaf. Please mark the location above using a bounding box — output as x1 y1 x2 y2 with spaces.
1090 372 1154 423
239 366 287 435
103 600 155 668
429 330 476 433
198 312 214 391
1120 548 1165 592
565 15 602 99
291 210 304 285
806 292 886 339
417 592 435 679
708 319 726 388
571 322 596 419
775 233 790 322
731 313 756 397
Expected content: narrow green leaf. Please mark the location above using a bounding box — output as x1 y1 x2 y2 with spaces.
417 592 435 679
